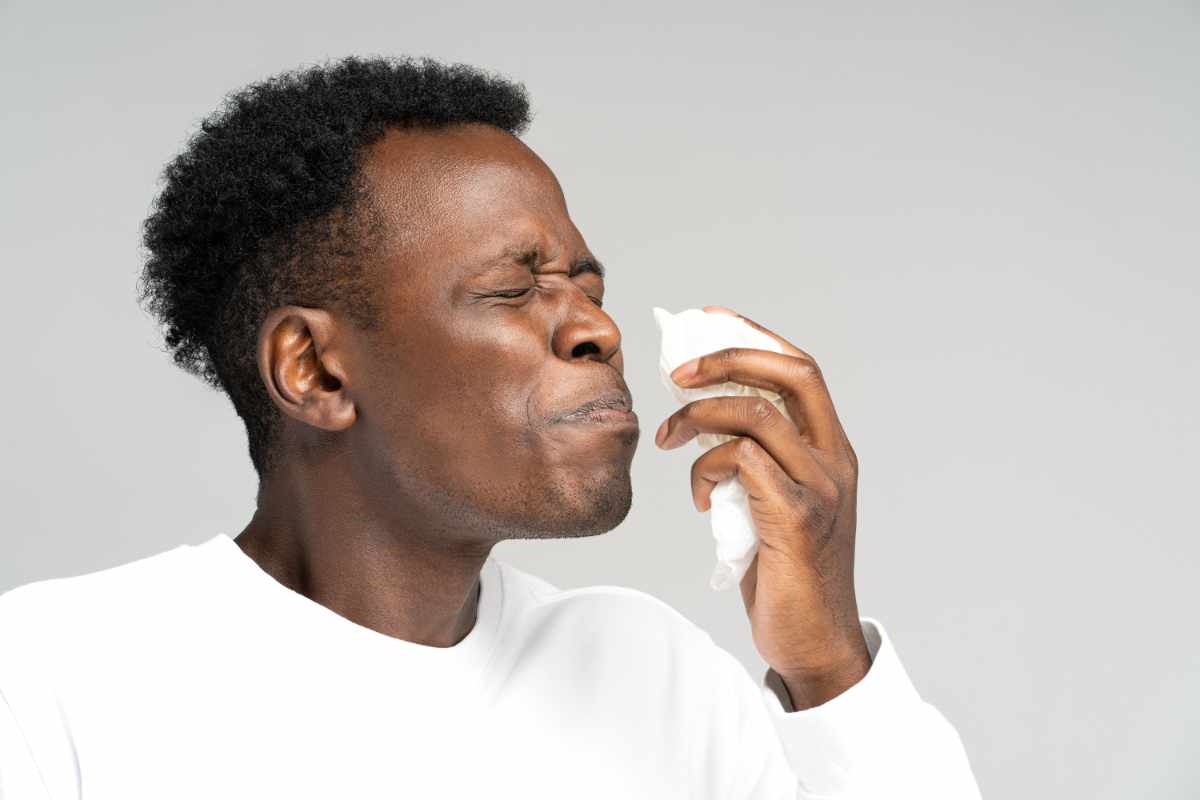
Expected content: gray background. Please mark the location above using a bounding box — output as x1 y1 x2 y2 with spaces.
2 1 1196 796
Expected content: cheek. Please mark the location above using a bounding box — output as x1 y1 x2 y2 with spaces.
371 308 555 469
445 317 548 422
414 339 544 462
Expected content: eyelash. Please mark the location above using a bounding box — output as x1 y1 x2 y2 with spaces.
492 288 603 308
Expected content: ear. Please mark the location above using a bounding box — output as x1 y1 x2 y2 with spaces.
256 306 357 434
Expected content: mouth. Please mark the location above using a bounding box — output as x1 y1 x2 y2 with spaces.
558 388 638 426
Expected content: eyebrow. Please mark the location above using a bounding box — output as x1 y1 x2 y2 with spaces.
489 244 606 279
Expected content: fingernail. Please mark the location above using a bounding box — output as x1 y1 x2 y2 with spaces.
671 359 698 384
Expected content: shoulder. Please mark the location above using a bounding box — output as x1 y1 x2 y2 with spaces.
0 541 200 645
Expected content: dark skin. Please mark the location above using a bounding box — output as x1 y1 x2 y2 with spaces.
235 122 870 711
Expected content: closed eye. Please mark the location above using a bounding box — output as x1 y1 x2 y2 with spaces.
488 288 602 308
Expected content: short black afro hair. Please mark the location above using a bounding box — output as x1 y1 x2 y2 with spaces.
137 55 532 478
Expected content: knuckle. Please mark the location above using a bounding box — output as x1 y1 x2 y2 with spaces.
794 474 839 508
733 436 760 461
718 347 741 374
817 477 841 504
790 357 820 383
747 396 776 424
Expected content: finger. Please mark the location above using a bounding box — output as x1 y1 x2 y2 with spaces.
702 306 809 359
688 436 839 546
660 395 828 486
703 306 857 464
673 346 845 454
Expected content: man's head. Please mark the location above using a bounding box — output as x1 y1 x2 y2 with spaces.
138 56 639 543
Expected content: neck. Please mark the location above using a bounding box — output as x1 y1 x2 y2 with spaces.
234 461 494 649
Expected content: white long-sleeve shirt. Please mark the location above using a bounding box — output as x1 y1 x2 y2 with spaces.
0 533 980 798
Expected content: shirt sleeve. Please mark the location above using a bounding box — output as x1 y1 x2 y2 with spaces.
756 616 982 799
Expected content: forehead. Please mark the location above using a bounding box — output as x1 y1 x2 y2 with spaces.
359 123 576 262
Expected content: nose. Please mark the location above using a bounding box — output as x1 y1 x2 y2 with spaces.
551 289 622 367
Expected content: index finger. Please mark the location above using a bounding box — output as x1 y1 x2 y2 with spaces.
703 306 810 360
698 306 850 452
677 347 845 453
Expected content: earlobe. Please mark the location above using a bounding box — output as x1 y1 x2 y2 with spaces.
257 306 356 433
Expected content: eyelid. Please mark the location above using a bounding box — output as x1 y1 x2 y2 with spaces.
492 285 603 307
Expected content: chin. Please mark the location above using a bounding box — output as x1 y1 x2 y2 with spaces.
505 466 633 541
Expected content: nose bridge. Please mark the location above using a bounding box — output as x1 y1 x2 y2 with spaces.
547 279 621 362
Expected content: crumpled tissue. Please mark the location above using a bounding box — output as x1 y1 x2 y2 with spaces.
652 306 794 591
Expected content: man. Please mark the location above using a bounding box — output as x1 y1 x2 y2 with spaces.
0 56 981 798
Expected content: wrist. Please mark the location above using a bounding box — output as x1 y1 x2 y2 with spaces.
777 638 872 711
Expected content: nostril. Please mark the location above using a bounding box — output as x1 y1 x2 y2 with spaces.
571 341 601 358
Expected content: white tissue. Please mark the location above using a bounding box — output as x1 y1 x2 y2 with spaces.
652 306 793 592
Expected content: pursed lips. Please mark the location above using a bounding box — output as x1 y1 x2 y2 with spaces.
558 388 635 423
